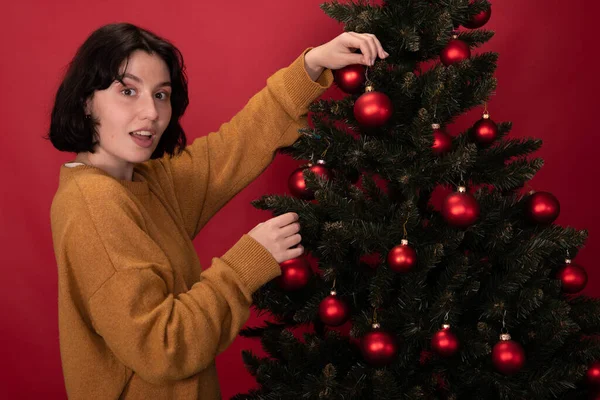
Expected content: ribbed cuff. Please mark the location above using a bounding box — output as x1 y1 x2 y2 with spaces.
274 48 334 120
220 234 282 293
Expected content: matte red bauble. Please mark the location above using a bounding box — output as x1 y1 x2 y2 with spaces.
525 191 560 224
288 160 331 200
440 35 471 66
471 113 498 146
360 327 399 367
334 64 366 94
463 2 492 29
387 239 417 272
431 324 460 357
318 291 350 326
587 361 600 387
432 123 452 155
557 259 588 294
441 186 480 228
353 86 393 128
277 256 312 291
492 333 525 375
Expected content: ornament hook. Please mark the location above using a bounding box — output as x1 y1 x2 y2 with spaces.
501 310 509 334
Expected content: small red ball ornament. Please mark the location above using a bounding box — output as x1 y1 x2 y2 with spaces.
586 361 600 387
353 85 393 128
431 324 460 357
440 34 471 66
334 64 366 94
441 186 480 228
463 1 492 29
288 160 331 200
524 191 560 224
360 324 399 367
471 112 498 146
492 333 525 375
318 291 350 326
277 256 312 291
431 123 453 155
557 258 588 294
387 239 417 272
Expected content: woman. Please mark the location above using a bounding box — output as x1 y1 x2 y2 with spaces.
48 22 387 399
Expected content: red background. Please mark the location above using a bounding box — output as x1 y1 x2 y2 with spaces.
1 0 598 398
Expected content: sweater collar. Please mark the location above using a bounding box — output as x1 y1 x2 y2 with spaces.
59 163 150 196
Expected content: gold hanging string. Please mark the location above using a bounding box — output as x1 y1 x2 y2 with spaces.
321 138 331 159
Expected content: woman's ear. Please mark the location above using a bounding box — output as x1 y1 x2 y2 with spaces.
84 96 93 116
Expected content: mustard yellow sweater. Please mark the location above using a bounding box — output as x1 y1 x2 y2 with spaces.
50 49 333 399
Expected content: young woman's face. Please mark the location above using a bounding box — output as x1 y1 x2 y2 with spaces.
86 50 172 166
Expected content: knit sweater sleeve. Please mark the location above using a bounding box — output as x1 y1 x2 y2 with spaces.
153 48 333 239
54 177 282 384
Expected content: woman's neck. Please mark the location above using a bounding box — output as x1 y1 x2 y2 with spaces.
74 152 134 181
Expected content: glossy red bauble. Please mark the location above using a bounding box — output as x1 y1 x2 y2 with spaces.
353 90 393 128
277 256 312 291
387 240 417 272
525 191 560 224
440 38 471 66
288 162 331 200
318 293 350 326
360 329 399 367
441 187 480 228
334 64 366 94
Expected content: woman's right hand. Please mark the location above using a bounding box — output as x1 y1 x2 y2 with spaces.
248 212 304 264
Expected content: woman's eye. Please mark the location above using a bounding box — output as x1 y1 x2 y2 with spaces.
121 88 136 96
155 92 170 100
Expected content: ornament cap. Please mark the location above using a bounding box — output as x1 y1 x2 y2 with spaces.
401 239 409 246
457 186 467 193
365 85 375 92
528 190 536 195
330 290 337 296
432 123 441 130
442 323 451 329
565 258 572 264
316 159 326 165
482 112 490 119
499 333 512 341
452 34 458 39
372 323 381 329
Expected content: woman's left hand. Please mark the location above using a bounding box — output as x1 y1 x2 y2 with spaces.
304 31 389 80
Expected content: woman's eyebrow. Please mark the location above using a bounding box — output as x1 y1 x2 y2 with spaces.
120 73 171 88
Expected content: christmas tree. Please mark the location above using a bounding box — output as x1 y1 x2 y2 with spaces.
234 1 600 398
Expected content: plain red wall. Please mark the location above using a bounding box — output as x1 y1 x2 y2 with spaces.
1 0 598 398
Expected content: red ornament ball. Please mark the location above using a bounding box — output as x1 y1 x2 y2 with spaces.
440 38 471 66
288 162 331 200
387 240 417 272
463 2 492 29
353 89 393 128
277 256 312 291
432 126 453 156
441 187 480 228
492 335 525 375
318 292 350 326
471 115 498 146
525 191 560 224
360 329 399 367
334 64 366 94
431 325 460 357
586 361 600 387
557 260 588 294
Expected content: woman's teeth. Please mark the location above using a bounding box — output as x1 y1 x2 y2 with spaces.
130 131 152 138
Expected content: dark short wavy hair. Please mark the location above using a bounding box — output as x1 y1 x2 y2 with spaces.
46 23 188 159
